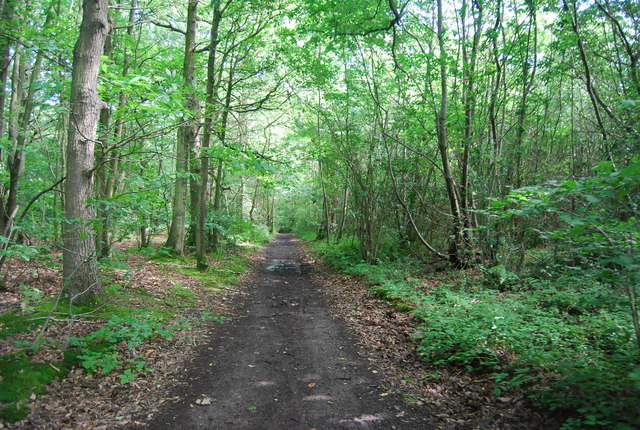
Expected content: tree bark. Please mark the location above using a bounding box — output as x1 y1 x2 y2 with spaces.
166 0 199 255
0 0 14 158
210 57 236 253
196 1 222 270
436 0 465 266
63 0 110 304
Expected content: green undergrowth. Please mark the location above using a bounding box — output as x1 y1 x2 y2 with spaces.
310 239 640 430
0 243 257 424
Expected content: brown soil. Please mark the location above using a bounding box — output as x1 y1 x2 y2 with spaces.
144 234 431 429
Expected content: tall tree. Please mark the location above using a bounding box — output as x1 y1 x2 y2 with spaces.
195 0 223 270
95 0 137 258
63 0 110 304
435 0 466 266
0 0 14 152
0 5 55 271
165 0 199 256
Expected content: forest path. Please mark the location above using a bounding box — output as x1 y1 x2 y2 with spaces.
146 234 429 429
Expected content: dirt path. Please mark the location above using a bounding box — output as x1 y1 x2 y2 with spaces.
147 234 430 429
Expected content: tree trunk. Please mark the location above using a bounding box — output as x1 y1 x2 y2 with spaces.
317 160 331 245
166 0 198 255
563 0 614 166
510 7 536 189
336 186 348 242
460 0 482 237
196 1 222 270
95 5 115 258
0 0 14 158
0 7 52 271
63 0 109 304
488 0 503 197
436 0 465 267
96 0 135 258
210 58 235 254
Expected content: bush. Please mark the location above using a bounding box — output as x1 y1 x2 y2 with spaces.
205 211 272 248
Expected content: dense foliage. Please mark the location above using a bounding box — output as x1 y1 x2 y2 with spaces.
0 0 638 427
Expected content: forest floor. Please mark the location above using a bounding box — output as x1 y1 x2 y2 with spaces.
144 234 557 430
0 234 560 429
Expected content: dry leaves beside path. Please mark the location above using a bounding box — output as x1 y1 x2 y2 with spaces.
306 247 562 429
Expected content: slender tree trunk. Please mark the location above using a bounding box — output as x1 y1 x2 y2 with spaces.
95 0 134 257
187 142 200 246
0 20 22 241
460 0 482 237
488 0 503 197
318 159 331 246
210 58 235 253
166 0 198 255
336 186 348 242
56 67 69 240
594 0 639 98
511 8 536 189
0 48 20 239
196 2 222 270
210 158 224 252
95 5 114 257
436 0 464 266
249 178 259 222
63 0 110 304
0 7 52 271
238 179 245 220
563 0 614 166
0 0 14 158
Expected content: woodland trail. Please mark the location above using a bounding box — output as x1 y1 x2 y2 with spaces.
146 234 430 429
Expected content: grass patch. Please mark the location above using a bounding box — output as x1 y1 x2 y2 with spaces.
168 285 199 301
0 352 68 422
176 253 250 289
0 312 47 339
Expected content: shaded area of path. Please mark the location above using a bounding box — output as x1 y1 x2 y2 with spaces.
147 234 430 429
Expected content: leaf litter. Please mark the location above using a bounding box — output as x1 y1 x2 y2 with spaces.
0 241 564 429
304 247 564 429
